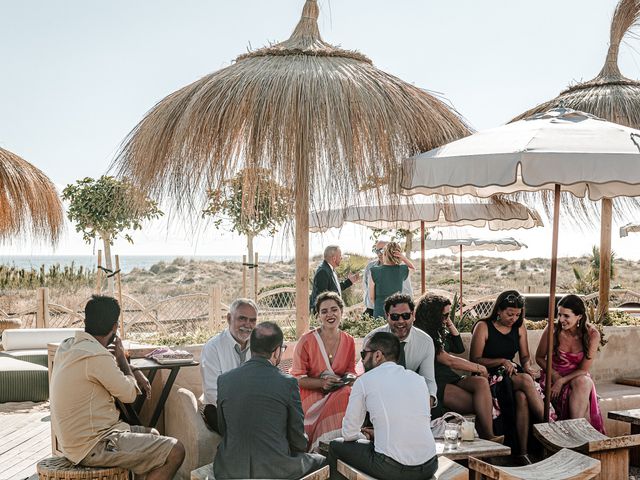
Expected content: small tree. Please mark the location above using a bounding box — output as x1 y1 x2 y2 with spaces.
202 168 291 266
370 227 420 258
63 176 163 291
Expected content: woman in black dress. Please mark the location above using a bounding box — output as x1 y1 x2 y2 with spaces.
414 293 497 440
469 290 544 456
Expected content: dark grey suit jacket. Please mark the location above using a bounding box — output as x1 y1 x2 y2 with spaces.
309 260 353 312
213 357 326 479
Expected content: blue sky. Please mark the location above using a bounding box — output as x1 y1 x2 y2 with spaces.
2 0 639 260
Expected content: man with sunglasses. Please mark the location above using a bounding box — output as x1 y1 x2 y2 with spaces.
362 240 414 318
328 332 437 480
362 293 438 407
214 322 326 479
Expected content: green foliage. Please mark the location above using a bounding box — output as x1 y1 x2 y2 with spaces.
0 262 94 290
341 312 386 338
202 168 291 239
335 254 369 307
62 176 163 245
370 228 420 256
572 246 616 295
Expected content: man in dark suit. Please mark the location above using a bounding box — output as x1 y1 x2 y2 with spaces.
309 245 359 313
214 322 327 479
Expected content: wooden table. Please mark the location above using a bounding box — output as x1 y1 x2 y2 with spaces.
319 438 509 462
608 409 640 466
120 357 199 428
435 438 510 461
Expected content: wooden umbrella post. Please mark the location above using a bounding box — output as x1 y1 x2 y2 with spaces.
115 255 125 339
545 184 562 421
254 252 259 301
598 198 613 321
242 255 247 298
96 250 102 294
459 244 463 319
421 221 426 294
295 160 310 339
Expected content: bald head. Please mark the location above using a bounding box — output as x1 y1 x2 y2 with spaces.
250 321 284 358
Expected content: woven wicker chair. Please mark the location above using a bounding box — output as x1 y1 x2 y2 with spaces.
36 456 129 480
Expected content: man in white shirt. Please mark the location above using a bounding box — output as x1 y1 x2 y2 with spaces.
363 293 438 407
328 332 438 480
362 240 414 317
200 298 258 432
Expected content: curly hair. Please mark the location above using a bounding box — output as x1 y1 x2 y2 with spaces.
414 293 451 353
383 241 403 265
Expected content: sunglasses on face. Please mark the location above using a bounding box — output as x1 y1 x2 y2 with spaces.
374 248 384 254
360 349 377 360
388 312 412 321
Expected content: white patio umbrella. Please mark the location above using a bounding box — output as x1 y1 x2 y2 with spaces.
399 107 640 419
415 237 527 318
310 199 542 293
620 223 640 237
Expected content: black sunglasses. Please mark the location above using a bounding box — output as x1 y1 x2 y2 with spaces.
501 294 525 308
388 312 412 321
360 349 376 360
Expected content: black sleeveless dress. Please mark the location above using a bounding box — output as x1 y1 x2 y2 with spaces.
482 320 523 452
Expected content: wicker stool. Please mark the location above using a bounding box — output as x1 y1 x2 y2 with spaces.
37 456 129 480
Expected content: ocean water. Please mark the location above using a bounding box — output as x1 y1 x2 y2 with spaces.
0 255 267 274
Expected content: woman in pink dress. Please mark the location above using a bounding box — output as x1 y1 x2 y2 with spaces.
536 294 605 433
291 291 356 452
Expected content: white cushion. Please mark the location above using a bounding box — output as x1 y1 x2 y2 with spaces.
2 328 83 351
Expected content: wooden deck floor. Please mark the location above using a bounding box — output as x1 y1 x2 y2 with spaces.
0 409 50 480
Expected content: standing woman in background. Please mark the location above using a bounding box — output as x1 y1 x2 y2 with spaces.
369 241 414 319
536 294 605 433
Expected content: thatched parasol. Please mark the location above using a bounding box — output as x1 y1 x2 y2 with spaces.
111 0 470 336
0 147 63 243
512 0 640 318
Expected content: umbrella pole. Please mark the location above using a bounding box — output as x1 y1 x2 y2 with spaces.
459 245 463 319
544 184 561 421
598 198 613 321
421 221 426 294
295 166 310 339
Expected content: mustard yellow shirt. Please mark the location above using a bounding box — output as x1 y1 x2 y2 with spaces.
50 331 140 463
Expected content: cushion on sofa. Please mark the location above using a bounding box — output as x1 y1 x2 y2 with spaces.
0 355 49 403
2 328 82 351
0 349 48 367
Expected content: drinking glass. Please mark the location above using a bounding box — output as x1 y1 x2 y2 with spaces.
461 417 475 441
443 422 460 450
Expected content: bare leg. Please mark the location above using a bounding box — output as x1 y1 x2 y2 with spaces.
512 373 544 423
514 391 529 455
568 375 592 420
452 377 495 439
146 441 185 480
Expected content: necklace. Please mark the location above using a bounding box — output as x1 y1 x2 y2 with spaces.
320 328 340 362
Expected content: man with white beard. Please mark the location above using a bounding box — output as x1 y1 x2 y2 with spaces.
201 298 258 432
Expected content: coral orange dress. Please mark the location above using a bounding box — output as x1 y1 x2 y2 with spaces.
291 329 356 452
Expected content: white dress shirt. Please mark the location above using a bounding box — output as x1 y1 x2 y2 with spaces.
342 361 436 466
200 328 250 405
363 325 437 402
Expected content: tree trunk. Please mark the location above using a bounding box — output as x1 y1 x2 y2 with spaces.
404 231 413 259
101 233 115 294
295 159 310 339
598 198 613 321
247 233 255 297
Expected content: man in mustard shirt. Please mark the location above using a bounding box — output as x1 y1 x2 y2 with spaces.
50 295 185 479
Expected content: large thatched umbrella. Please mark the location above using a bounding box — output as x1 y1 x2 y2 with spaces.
111 0 470 337
0 147 63 243
512 0 640 318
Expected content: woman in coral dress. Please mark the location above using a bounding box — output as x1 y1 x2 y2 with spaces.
291 291 356 452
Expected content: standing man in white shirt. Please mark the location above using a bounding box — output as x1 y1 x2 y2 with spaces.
328 332 438 480
200 298 258 432
309 245 359 313
363 293 438 407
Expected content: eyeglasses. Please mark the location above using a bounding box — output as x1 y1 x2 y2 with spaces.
374 248 384 254
501 294 525 308
388 312 412 321
360 349 376 360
